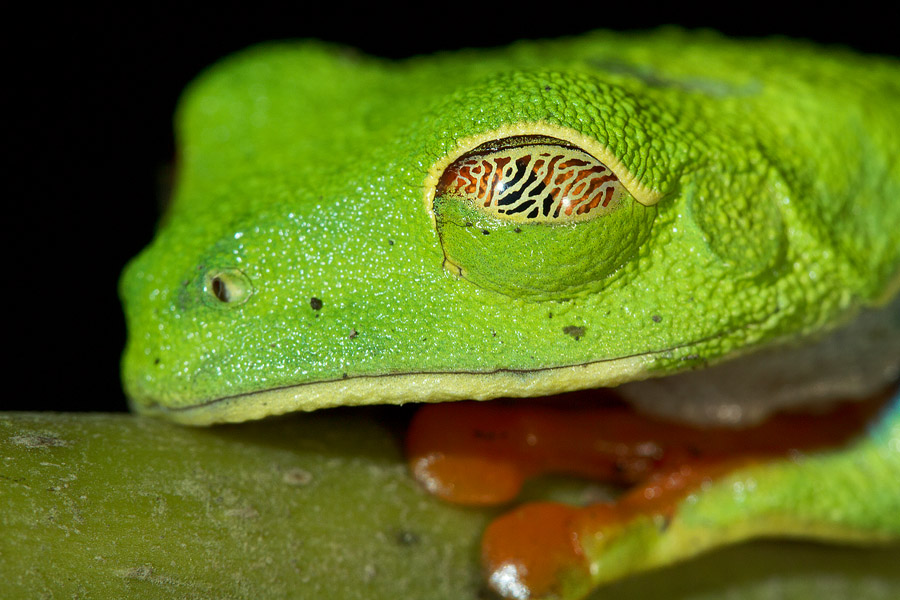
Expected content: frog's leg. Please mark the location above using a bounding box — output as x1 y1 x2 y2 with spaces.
407 390 900 600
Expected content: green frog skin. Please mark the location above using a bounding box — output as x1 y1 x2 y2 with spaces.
120 30 900 599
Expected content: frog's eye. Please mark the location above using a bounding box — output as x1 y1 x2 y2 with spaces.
432 136 656 299
201 267 254 308
438 137 625 223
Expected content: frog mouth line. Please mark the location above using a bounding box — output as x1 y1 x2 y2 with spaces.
132 295 900 426
138 351 650 425
134 323 772 426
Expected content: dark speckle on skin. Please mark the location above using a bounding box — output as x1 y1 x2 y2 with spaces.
474 429 507 441
651 315 662 323
395 530 421 547
310 297 323 311
562 325 586 340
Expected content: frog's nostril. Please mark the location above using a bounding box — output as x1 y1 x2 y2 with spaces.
202 267 253 308
211 276 229 302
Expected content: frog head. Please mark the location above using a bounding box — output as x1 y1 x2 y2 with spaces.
120 33 897 424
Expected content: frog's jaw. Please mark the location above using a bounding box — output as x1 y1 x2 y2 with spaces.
131 354 652 425
121 37 900 425
127 292 899 426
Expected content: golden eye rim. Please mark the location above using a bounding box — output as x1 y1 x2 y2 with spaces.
423 122 661 226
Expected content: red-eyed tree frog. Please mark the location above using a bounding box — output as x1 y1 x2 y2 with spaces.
120 30 900 600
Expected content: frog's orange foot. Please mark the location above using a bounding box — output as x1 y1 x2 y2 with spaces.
481 459 747 599
406 394 880 507
406 394 677 506
407 401 530 504
482 502 593 600
407 394 892 599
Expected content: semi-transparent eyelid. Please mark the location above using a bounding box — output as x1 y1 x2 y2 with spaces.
430 134 656 299
436 136 626 224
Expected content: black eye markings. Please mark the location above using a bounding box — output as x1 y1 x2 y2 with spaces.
436 136 625 224
431 134 657 299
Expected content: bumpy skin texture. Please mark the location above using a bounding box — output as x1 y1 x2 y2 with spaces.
118 30 900 600
121 30 899 422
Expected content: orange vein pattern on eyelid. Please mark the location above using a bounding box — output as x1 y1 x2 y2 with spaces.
436 137 626 223
429 133 657 299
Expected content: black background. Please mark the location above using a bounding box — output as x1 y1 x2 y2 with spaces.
12 5 899 413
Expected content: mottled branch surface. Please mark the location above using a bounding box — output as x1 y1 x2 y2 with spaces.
2 411 899 599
